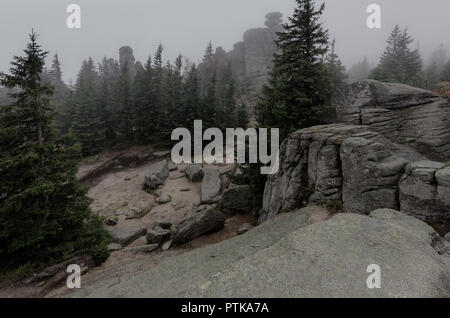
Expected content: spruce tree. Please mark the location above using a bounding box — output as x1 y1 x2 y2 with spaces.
151 44 165 143
256 0 331 139
0 32 109 270
181 64 202 132
48 54 70 131
236 103 249 129
326 39 347 93
98 57 120 145
133 56 155 144
370 25 423 87
72 58 104 155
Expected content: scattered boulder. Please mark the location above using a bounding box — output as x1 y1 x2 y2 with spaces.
222 185 252 214
145 160 169 190
399 161 450 224
107 224 147 246
157 193 172 205
125 205 153 220
172 208 226 245
152 221 172 230
168 162 178 171
161 240 172 251
107 243 123 252
186 164 204 182
153 150 171 159
200 169 222 204
238 223 253 235
105 217 118 226
146 227 172 245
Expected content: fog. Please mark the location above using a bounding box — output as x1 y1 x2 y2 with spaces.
0 0 449 83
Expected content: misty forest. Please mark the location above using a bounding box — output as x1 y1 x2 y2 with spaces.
1 0 450 298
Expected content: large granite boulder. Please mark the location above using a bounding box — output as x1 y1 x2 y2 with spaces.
65 207 450 298
336 80 450 161
340 135 410 214
261 124 423 222
399 161 450 223
145 160 169 190
172 208 226 245
261 123 450 225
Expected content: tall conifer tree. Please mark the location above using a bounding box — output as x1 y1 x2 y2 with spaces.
0 32 109 269
256 0 331 139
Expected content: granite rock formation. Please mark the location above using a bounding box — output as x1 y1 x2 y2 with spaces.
260 123 450 225
221 12 283 123
336 80 450 161
119 46 138 80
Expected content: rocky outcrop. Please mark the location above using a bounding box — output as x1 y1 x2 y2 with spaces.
172 208 226 245
145 160 169 190
336 80 450 161
65 207 450 298
221 12 283 123
261 123 450 224
399 161 450 223
119 46 137 80
261 124 423 221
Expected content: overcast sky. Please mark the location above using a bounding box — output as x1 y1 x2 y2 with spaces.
1 0 449 83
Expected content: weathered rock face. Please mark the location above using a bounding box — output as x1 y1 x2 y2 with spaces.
224 12 283 123
336 80 450 161
261 123 450 224
145 160 169 190
172 208 226 245
261 124 425 222
399 161 450 223
66 208 450 298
